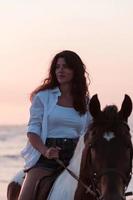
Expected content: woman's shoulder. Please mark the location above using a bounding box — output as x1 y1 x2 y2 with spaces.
36 89 49 97
36 87 60 99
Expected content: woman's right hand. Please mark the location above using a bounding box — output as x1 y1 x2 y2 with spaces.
43 147 61 159
27 133 61 160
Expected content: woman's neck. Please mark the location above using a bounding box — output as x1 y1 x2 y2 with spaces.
59 84 72 96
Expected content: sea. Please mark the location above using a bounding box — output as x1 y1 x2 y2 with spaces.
0 125 26 200
0 124 133 200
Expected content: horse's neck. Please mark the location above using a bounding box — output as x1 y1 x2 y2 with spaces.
47 136 85 200
68 135 85 175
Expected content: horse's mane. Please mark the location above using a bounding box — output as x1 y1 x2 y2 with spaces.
91 105 121 130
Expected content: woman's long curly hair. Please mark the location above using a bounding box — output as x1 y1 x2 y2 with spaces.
31 50 90 115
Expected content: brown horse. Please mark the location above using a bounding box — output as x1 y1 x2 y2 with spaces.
74 94 133 200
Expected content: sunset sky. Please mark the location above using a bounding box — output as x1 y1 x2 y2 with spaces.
0 0 133 125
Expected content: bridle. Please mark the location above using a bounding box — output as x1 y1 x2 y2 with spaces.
85 120 133 199
88 164 133 200
87 138 133 200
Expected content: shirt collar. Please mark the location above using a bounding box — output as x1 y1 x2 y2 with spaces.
51 87 61 96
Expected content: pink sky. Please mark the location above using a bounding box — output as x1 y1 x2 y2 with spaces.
0 0 133 125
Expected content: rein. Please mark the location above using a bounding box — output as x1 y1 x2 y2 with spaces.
55 148 133 200
55 158 97 197
56 158 133 200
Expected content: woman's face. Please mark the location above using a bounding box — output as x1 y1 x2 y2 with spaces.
55 57 74 85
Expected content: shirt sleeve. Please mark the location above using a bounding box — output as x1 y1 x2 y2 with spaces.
27 94 44 136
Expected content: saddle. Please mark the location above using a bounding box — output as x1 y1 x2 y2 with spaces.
33 167 63 200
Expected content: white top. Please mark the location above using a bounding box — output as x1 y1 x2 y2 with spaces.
21 87 92 170
47 104 83 138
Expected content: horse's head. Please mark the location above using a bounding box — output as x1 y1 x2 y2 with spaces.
86 94 133 200
75 95 133 200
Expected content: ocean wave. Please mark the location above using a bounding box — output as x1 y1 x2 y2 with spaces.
0 179 8 183
0 155 21 159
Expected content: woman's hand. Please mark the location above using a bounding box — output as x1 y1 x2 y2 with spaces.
27 133 61 159
44 147 61 159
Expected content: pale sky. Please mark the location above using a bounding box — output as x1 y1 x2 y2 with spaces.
0 0 133 125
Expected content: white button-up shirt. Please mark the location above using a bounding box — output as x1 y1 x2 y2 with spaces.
21 87 92 170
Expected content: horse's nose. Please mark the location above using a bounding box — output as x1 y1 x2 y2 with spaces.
99 195 104 200
100 195 125 200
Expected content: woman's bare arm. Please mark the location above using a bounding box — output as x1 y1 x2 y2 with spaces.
27 132 60 159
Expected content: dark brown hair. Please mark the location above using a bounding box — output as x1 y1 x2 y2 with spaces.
31 50 90 114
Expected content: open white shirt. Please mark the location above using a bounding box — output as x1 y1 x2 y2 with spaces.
21 87 92 170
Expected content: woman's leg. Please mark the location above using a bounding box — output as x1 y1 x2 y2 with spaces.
18 167 52 200
7 169 25 200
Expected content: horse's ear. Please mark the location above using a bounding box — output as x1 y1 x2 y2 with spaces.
89 94 101 118
118 94 132 122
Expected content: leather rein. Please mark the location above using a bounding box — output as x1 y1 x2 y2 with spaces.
55 146 133 200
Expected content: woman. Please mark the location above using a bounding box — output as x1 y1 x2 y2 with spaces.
18 50 92 200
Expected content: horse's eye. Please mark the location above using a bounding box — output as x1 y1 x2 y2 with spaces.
89 143 95 149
